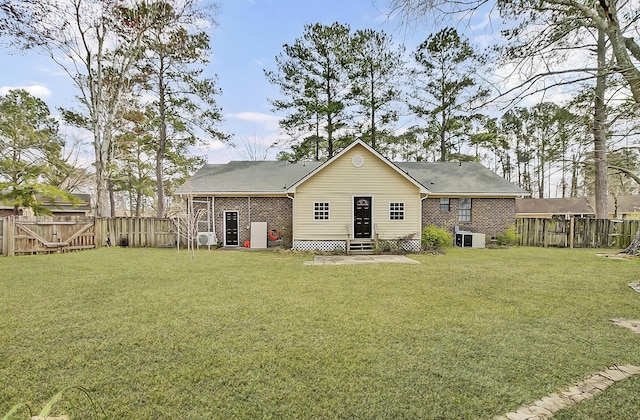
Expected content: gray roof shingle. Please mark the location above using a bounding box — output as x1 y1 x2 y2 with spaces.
177 159 528 197
397 161 529 196
176 161 323 194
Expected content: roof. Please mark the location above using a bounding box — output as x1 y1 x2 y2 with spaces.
516 197 593 215
176 161 323 194
517 195 640 216
397 161 529 196
179 163 528 198
587 195 640 214
0 193 91 213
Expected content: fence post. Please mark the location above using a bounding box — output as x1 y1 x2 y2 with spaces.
1 217 6 256
7 216 15 257
569 217 575 249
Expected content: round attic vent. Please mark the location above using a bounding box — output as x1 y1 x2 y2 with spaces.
352 155 364 168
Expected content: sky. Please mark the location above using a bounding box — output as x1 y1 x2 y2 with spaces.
0 0 493 164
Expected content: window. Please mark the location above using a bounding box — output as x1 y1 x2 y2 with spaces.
458 198 471 222
314 202 329 220
440 198 450 212
389 202 404 220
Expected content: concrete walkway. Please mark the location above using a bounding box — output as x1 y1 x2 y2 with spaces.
496 281 640 419
494 365 640 420
304 255 420 265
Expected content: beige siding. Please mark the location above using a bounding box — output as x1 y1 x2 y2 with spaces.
293 144 422 241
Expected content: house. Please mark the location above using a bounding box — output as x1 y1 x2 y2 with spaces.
177 140 529 251
516 197 594 219
0 193 92 217
516 195 640 220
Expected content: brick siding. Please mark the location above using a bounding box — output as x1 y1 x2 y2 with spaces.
196 195 515 247
422 198 516 238
196 196 292 247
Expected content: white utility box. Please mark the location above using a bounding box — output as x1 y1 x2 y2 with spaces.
250 222 268 249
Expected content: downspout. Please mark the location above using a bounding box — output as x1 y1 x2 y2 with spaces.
211 196 217 243
286 193 294 250
420 192 429 240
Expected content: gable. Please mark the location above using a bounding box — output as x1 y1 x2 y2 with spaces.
288 141 427 194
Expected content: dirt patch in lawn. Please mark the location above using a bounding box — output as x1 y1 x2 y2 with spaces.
596 253 637 260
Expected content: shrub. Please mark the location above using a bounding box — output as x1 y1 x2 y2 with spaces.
496 225 520 246
421 225 453 250
377 233 416 254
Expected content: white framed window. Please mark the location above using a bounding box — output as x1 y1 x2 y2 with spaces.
440 198 450 212
314 202 330 220
458 198 471 222
389 202 404 220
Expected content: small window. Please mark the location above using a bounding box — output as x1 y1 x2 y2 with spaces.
458 198 471 222
314 202 330 220
389 202 404 220
440 198 450 212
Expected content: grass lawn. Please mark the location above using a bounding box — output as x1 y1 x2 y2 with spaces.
1 246 639 418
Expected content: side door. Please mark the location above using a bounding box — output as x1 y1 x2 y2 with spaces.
224 211 239 246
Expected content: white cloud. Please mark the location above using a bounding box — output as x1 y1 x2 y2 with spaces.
227 111 281 132
0 84 53 99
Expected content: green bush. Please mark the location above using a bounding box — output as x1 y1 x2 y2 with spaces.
495 225 520 246
421 225 453 249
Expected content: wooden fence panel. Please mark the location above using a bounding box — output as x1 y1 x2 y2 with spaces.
1 216 177 256
94 217 176 248
8 216 96 256
517 217 639 249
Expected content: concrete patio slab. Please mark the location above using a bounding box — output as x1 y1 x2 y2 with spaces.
305 255 420 265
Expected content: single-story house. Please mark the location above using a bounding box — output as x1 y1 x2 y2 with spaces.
0 193 92 217
516 197 594 219
177 140 529 251
517 195 640 220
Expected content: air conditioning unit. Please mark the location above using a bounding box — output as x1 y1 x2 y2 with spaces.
197 232 216 246
455 232 485 248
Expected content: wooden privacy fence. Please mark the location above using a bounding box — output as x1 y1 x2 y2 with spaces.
94 217 176 248
517 217 640 249
1 216 177 256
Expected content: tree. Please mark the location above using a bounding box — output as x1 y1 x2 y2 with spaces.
391 0 640 252
1 1 177 216
0 89 76 214
135 0 226 218
409 28 488 162
349 29 406 150
266 22 353 159
111 110 156 216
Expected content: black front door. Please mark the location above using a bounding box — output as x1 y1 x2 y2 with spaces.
225 211 239 246
354 197 372 238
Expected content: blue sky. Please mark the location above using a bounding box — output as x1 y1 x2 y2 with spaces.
0 0 488 163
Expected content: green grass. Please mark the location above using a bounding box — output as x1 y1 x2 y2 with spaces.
1 247 639 418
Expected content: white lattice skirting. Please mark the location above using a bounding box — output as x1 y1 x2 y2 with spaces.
294 240 346 252
377 239 422 252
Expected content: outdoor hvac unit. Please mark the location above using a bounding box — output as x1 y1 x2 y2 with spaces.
197 232 216 246
455 232 485 248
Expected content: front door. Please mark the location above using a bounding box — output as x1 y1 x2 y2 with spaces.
224 211 239 246
354 196 372 238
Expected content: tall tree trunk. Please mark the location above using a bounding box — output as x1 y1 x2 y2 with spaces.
439 111 446 162
370 65 376 149
156 56 167 218
593 28 608 219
